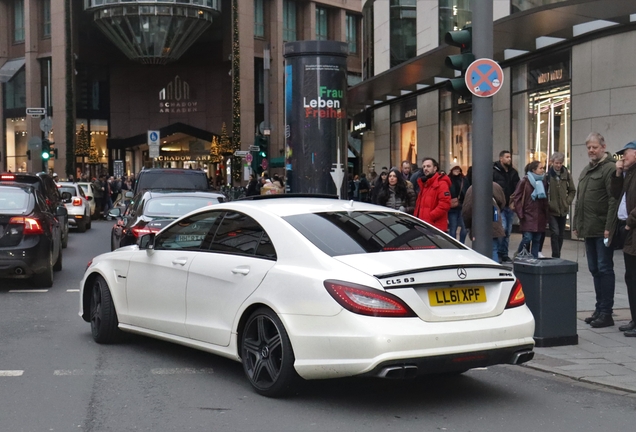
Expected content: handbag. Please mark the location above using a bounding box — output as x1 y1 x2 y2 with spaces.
612 219 628 250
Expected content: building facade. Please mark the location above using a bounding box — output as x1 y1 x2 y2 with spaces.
1 0 362 182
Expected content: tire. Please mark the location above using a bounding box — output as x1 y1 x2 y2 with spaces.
90 275 121 343
62 225 68 249
241 308 298 397
32 249 54 288
53 246 62 272
77 219 87 233
86 214 92 230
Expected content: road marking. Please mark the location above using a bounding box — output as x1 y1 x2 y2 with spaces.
66 289 80 292
0 370 24 377
9 290 48 293
53 368 214 376
54 369 118 376
151 368 214 375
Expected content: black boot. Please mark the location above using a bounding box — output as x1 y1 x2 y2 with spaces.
619 321 636 332
584 311 600 324
590 313 614 328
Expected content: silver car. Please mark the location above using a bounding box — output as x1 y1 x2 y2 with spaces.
58 182 91 232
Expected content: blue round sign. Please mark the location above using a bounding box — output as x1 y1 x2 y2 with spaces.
150 132 158 141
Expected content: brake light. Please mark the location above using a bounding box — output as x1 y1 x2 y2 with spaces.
1 174 16 180
72 197 82 206
131 226 160 237
506 280 526 309
9 217 45 235
324 280 416 317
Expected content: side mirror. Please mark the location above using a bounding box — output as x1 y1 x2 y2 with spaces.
61 192 72 202
125 191 133 198
108 208 121 218
139 233 156 250
56 206 68 217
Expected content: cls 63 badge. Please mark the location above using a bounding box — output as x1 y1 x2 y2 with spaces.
385 277 415 286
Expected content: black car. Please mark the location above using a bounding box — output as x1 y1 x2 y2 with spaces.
0 183 65 287
132 168 210 196
0 172 69 248
109 190 225 250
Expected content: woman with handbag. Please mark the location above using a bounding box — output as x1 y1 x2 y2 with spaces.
513 161 550 258
447 166 467 243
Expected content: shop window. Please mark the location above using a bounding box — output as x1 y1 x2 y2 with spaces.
254 0 264 38
5 118 28 173
316 7 328 41
439 0 471 45
283 0 297 42
14 0 25 43
346 14 358 54
439 89 472 174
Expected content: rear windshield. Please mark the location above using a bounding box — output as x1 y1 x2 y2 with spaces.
0 187 30 214
283 211 463 257
59 186 78 197
144 196 222 218
136 171 209 192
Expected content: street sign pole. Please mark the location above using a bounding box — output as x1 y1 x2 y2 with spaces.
471 0 494 258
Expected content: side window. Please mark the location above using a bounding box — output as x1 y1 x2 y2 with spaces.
208 211 276 259
34 190 48 213
154 211 223 251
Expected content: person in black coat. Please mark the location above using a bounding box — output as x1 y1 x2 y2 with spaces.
246 174 259 196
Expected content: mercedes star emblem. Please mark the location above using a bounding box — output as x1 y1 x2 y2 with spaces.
457 268 467 279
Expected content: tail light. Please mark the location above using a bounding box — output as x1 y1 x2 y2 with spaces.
324 280 416 317
9 217 45 235
131 226 161 237
72 197 82 206
1 174 16 180
506 280 526 309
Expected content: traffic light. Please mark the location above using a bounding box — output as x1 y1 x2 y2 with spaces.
252 135 269 174
444 26 474 96
41 139 51 160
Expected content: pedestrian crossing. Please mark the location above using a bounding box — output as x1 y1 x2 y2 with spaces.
0 368 214 377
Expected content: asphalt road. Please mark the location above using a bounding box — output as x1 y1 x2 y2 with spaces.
1 219 635 432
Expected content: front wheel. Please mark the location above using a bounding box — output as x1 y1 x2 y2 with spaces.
241 308 298 397
90 275 121 343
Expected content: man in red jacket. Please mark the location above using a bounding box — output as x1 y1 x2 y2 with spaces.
413 157 452 231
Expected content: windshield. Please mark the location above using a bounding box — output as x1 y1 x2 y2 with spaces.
283 211 463 257
144 196 221 218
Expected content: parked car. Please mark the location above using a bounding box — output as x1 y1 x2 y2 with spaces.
77 182 98 220
0 183 64 287
1 172 69 248
80 196 535 397
109 190 226 250
132 168 209 196
57 182 91 233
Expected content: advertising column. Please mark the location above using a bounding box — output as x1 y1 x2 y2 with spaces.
283 41 348 196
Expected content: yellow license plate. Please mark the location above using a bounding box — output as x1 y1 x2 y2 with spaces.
428 286 487 306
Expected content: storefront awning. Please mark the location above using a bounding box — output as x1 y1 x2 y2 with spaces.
0 58 25 83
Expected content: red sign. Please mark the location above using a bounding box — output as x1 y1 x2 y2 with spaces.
261 158 268 170
465 58 504 98
245 153 253 163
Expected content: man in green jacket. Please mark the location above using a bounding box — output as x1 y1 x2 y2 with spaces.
573 132 617 328
547 152 576 258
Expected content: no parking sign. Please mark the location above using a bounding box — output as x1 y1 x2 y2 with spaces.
465 58 504 98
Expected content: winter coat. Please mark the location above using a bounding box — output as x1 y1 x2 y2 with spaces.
573 153 617 238
547 166 576 217
493 161 520 207
377 184 416 214
245 179 259 196
413 172 452 231
610 167 636 255
512 176 550 233
449 174 466 203
462 182 506 238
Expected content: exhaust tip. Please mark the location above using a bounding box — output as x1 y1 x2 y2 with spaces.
378 365 418 379
510 350 535 365
14 267 24 275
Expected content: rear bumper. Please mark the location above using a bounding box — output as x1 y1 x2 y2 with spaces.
0 238 49 278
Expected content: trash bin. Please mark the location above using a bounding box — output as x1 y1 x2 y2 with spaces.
513 258 579 347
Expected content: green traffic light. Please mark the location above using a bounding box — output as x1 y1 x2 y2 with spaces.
259 151 266 157
42 152 50 160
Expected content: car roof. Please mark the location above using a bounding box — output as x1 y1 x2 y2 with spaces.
139 168 206 174
144 190 225 199
218 196 384 217
57 182 80 188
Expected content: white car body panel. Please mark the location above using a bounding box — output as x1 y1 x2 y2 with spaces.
77 182 96 217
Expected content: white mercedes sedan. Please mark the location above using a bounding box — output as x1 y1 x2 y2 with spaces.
79 196 535 397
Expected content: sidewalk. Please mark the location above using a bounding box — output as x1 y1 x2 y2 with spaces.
504 233 636 394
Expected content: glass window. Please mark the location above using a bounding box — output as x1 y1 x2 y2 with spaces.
283 0 297 42
284 211 463 257
43 0 51 37
439 89 472 174
208 211 276 259
254 0 264 38
0 186 29 213
362 2 374 78
143 196 222 218
511 0 567 13
439 0 471 45
4 67 26 109
155 211 223 251
346 14 357 54
390 0 416 68
316 7 328 41
4 118 28 173
14 0 25 42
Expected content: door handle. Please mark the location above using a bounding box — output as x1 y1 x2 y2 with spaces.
232 267 250 275
172 258 188 266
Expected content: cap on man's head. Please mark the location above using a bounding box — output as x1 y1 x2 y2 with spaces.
53 173 58 177
616 141 636 155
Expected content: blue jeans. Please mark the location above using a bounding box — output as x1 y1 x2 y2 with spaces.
498 207 514 258
448 207 467 244
493 238 500 262
585 237 615 315
518 232 543 258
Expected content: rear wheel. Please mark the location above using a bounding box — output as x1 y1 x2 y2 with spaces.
77 219 87 233
241 308 298 397
61 225 68 249
86 214 92 230
53 246 62 271
90 275 121 343
32 250 54 288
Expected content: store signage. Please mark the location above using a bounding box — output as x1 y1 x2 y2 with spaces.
156 154 219 162
527 52 570 89
400 97 417 122
159 75 198 114
352 111 371 137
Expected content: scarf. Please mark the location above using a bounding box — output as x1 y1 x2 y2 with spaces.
527 172 546 201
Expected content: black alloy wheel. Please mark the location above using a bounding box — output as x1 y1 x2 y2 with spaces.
241 308 298 397
90 275 120 343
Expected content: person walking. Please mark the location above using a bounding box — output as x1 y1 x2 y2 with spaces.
493 150 520 263
413 157 451 231
370 170 388 204
512 161 550 258
462 182 506 262
92 176 104 219
546 152 576 258
447 165 467 243
611 140 636 337
573 132 617 329
245 174 259 196
376 168 416 214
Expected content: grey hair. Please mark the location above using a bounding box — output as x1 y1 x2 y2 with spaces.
586 132 606 147
550 152 565 162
